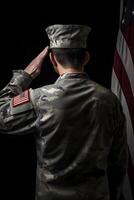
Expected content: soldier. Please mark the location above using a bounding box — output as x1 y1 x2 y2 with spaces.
0 24 127 200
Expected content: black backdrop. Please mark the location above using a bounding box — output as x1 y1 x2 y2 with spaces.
0 1 120 199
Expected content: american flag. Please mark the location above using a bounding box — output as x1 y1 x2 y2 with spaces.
111 0 134 199
12 90 30 107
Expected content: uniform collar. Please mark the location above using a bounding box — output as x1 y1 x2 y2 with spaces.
55 72 89 85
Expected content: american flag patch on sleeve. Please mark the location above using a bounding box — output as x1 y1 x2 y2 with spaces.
12 90 30 107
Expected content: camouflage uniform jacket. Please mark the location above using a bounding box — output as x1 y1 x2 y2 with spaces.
0 70 127 200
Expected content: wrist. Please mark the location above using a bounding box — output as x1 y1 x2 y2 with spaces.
9 70 33 92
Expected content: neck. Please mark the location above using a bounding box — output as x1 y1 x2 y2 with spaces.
58 65 84 76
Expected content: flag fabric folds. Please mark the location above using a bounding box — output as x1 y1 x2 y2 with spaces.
111 0 134 199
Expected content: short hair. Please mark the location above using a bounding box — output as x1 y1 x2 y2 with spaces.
51 48 87 68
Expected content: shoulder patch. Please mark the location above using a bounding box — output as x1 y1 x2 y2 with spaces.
12 90 30 107
11 90 33 115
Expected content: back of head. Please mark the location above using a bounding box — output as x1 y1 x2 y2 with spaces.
45 24 91 68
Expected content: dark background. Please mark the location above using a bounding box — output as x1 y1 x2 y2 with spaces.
0 1 120 199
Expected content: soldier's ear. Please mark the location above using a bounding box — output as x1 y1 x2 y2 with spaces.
83 51 90 66
49 52 57 67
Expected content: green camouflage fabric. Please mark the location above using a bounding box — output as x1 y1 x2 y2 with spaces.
45 24 91 48
0 70 127 200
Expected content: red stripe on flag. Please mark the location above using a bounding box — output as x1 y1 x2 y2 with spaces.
113 50 134 130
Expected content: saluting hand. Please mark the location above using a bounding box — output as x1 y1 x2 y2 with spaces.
24 46 49 79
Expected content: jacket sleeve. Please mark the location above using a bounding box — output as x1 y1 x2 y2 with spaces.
107 99 128 200
0 70 38 135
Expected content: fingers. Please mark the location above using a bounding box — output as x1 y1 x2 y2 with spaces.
24 46 50 79
38 46 50 59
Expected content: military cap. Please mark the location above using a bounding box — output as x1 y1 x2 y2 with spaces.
45 24 91 48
